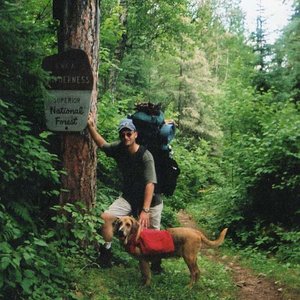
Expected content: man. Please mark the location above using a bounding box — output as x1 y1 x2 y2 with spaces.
87 114 163 269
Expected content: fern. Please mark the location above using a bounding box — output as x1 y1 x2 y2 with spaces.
0 203 22 241
6 201 34 225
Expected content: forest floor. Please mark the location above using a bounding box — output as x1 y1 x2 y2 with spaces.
177 210 290 300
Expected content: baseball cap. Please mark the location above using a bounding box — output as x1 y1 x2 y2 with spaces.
118 118 136 132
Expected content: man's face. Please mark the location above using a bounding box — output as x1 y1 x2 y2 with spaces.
119 129 137 147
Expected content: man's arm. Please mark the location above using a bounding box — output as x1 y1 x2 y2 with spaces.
139 182 155 228
87 114 107 148
139 151 158 228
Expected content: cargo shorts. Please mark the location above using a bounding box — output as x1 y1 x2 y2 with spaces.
104 196 163 229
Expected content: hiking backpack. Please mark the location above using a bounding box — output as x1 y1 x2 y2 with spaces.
129 102 180 196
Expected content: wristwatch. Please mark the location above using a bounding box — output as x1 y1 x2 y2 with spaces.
142 208 150 213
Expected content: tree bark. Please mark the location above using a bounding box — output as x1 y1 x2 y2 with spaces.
53 0 100 208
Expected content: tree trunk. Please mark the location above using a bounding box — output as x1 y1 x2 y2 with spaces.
53 0 100 208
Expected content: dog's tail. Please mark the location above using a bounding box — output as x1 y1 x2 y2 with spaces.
199 228 228 247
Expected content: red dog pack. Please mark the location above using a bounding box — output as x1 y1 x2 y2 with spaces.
126 229 175 255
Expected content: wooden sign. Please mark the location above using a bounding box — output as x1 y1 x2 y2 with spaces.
42 49 93 131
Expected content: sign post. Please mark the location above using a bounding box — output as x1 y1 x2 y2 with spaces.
42 49 93 132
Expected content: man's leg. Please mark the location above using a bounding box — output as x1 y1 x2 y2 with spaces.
98 197 132 268
149 202 163 230
149 202 164 274
101 212 117 243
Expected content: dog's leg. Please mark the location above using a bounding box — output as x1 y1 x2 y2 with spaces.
182 242 200 289
183 255 200 288
139 259 151 286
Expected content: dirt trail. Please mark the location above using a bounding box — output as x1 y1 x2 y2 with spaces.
177 210 286 300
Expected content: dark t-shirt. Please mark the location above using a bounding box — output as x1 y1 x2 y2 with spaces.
102 142 161 214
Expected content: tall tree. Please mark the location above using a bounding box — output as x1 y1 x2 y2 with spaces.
108 0 128 99
53 0 100 208
251 1 272 92
279 0 300 102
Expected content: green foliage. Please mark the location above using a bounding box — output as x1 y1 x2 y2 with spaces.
242 222 300 264
99 0 126 94
227 97 299 225
0 0 56 124
166 137 224 210
51 202 105 255
126 0 190 50
186 186 244 233
272 1 300 102
196 85 300 260
197 81 298 252
97 95 131 141
275 228 300 263
0 199 109 299
0 99 60 212
0 98 71 298
0 3 71 295
0 203 73 299
160 204 180 228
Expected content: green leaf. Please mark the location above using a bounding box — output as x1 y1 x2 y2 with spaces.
23 252 33 262
33 238 48 247
41 268 50 277
21 278 34 294
0 242 12 253
1 257 11 270
39 131 52 139
12 256 21 268
24 269 35 278
0 119 7 126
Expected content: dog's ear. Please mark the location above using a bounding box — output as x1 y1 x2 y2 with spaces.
128 217 142 241
113 218 121 232
129 217 139 234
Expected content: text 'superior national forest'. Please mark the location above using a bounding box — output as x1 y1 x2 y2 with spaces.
0 1 299 299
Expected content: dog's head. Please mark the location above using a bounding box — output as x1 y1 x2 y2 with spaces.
114 216 140 245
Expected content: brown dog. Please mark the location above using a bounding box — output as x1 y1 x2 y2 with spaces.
114 216 228 288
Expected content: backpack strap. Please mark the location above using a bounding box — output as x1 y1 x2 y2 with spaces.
136 145 147 159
